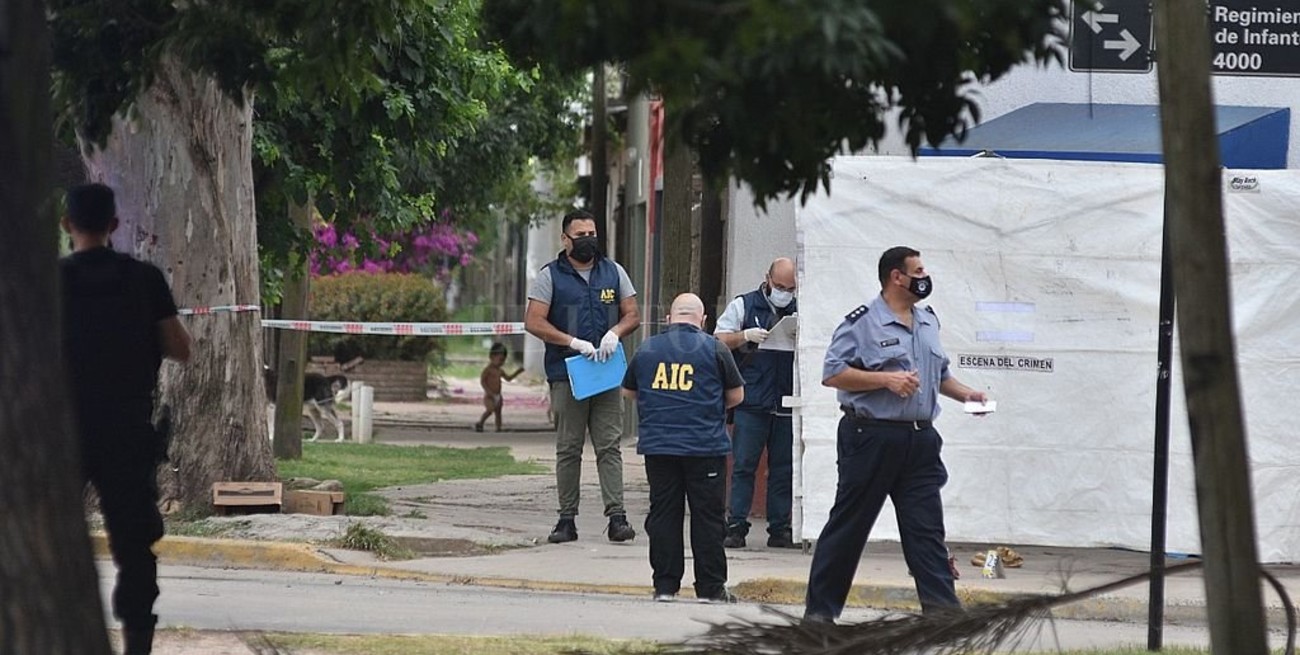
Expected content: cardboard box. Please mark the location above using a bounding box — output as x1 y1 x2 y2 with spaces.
212 481 283 515
282 489 346 516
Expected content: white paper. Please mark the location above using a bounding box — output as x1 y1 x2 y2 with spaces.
963 400 997 414
758 315 797 351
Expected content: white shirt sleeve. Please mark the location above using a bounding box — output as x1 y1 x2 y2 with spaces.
527 267 553 303
714 296 747 334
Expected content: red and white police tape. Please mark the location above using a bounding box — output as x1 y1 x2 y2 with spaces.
178 305 525 335
177 304 262 316
260 320 525 336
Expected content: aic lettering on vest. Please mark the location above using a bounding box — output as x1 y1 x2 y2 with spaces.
651 362 695 391
599 288 616 304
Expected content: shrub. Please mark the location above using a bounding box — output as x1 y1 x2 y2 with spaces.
308 272 447 362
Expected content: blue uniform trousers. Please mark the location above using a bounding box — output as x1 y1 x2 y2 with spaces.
727 409 793 534
805 415 959 619
644 454 729 598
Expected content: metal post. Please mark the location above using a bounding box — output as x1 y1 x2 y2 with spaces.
1148 191 1176 651
359 384 375 444
351 382 362 442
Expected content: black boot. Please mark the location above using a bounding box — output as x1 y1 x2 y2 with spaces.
606 513 636 542
723 524 747 549
123 620 156 655
767 528 798 549
548 516 578 543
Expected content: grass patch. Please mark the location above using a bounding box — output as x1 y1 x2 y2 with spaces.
278 442 543 517
431 360 483 381
331 523 415 561
163 504 240 538
400 508 429 519
164 517 240 538
345 492 391 517
265 632 660 655
279 443 543 492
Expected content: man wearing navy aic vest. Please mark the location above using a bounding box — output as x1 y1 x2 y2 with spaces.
622 293 745 603
714 257 799 549
526 209 642 544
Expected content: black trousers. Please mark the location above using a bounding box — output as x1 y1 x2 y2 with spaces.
82 420 165 631
643 454 728 598
805 416 959 619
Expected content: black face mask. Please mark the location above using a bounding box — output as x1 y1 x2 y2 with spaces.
908 275 933 299
569 235 600 264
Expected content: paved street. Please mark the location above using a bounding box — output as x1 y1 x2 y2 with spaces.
100 562 1290 650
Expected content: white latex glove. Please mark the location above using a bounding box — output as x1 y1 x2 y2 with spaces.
598 330 620 362
744 327 770 344
569 337 598 359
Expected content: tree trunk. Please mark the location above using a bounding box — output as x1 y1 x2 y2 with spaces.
0 0 113 651
1153 1 1269 652
83 59 276 511
272 199 313 459
659 128 695 313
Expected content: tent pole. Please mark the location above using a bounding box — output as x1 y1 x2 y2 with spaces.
1148 189 1176 651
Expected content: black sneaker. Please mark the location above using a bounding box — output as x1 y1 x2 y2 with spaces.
607 514 636 542
548 517 578 543
723 525 747 549
767 529 798 549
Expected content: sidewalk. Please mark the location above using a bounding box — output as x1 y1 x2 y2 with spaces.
132 382 1300 645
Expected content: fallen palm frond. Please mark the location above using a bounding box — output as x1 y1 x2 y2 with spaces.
649 561 1295 655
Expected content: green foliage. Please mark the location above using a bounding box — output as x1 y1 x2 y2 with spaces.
307 273 447 362
482 0 1066 206
332 523 415 560
48 0 583 304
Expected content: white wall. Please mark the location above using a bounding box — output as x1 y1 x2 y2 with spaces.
722 181 798 306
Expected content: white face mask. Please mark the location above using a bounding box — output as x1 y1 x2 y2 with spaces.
768 287 794 308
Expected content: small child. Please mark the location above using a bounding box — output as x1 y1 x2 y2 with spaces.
475 342 525 432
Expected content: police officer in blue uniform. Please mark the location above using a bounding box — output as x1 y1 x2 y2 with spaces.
622 293 746 603
714 257 799 549
526 209 642 544
804 246 987 622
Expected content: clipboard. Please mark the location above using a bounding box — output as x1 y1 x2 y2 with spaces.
564 343 628 400
758 315 797 352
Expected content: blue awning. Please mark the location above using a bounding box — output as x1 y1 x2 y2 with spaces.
919 102 1289 169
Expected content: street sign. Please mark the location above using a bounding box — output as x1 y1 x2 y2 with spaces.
1209 0 1300 76
1069 0 1154 73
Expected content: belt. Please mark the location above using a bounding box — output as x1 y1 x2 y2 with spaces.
840 405 932 430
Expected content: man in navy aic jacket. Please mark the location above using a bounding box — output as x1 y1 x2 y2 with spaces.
525 210 642 544
714 257 799 548
622 293 745 603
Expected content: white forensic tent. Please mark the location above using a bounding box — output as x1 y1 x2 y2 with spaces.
792 157 1300 563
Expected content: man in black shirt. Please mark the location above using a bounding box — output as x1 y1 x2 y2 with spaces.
60 184 191 655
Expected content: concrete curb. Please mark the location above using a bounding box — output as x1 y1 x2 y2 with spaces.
92 533 1253 626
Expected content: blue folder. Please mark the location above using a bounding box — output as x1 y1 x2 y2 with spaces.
565 343 627 400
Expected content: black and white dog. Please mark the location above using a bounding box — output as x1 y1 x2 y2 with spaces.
264 367 350 442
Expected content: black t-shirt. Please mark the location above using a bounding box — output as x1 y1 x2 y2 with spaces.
60 247 178 419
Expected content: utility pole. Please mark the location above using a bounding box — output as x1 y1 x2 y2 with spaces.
591 64 609 249
1153 1 1268 652
272 198 312 459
